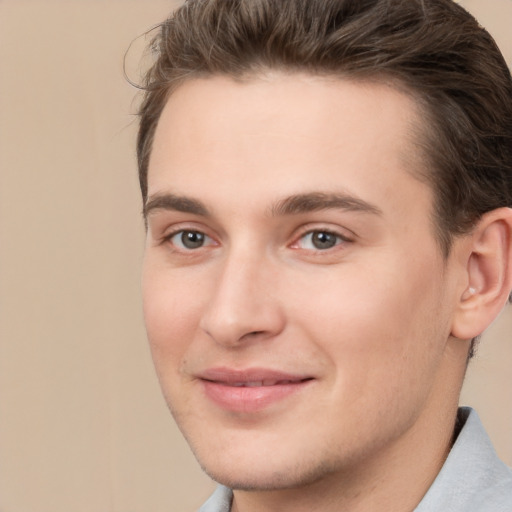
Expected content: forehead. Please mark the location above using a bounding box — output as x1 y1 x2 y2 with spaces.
148 73 432 220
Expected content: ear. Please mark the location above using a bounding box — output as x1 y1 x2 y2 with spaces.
451 207 512 340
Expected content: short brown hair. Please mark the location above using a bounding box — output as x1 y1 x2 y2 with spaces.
137 0 512 255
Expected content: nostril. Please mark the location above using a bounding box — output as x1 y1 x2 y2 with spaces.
242 330 265 339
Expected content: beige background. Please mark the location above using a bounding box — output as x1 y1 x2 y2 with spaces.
0 1 510 511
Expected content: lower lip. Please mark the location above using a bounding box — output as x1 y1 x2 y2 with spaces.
201 380 312 413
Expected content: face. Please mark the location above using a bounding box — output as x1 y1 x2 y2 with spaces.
142 74 463 491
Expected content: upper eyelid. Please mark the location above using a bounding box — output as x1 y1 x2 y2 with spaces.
302 228 351 239
293 230 349 247
287 228 355 255
172 229 214 242
158 221 214 238
154 220 356 246
292 224 356 241
161 229 218 253
149 207 226 235
163 227 214 242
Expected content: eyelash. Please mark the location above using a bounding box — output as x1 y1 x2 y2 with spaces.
162 228 216 251
291 228 352 252
161 226 352 254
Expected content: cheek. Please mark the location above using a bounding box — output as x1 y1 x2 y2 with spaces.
142 265 201 367
290 256 449 379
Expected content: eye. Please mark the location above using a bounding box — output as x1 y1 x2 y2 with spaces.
295 230 346 250
167 230 214 250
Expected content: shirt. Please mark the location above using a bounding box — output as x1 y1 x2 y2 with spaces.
198 407 512 512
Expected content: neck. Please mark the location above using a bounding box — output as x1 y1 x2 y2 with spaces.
232 409 456 512
231 341 468 512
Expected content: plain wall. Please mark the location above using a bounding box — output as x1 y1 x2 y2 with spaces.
0 1 510 511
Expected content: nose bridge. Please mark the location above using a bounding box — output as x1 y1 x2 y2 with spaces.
200 245 284 347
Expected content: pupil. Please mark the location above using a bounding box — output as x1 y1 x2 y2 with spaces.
181 231 204 249
312 232 337 249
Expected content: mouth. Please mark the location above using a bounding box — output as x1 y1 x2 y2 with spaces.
197 368 314 413
229 379 307 387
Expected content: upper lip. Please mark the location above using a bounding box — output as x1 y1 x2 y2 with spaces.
197 367 313 386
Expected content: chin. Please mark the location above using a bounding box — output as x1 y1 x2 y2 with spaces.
202 466 322 492
194 446 340 492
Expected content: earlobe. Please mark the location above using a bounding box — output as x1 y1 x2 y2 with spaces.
451 208 512 340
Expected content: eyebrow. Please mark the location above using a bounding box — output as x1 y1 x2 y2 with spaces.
143 190 382 219
270 192 382 217
144 193 210 218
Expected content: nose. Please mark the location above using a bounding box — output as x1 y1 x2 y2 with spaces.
199 251 286 348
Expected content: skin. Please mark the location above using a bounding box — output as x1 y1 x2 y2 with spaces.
142 74 475 512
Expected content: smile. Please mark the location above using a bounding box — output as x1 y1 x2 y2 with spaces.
230 379 302 387
197 368 314 413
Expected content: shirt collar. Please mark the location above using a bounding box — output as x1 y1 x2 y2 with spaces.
415 407 512 511
199 407 512 512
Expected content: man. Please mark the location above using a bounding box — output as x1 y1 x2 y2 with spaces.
137 0 512 510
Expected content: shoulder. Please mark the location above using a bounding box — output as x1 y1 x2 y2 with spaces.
416 407 512 512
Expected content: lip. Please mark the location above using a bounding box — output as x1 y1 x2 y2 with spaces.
197 367 314 413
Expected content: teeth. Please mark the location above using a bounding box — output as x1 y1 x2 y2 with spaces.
266 379 292 386
230 380 294 387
